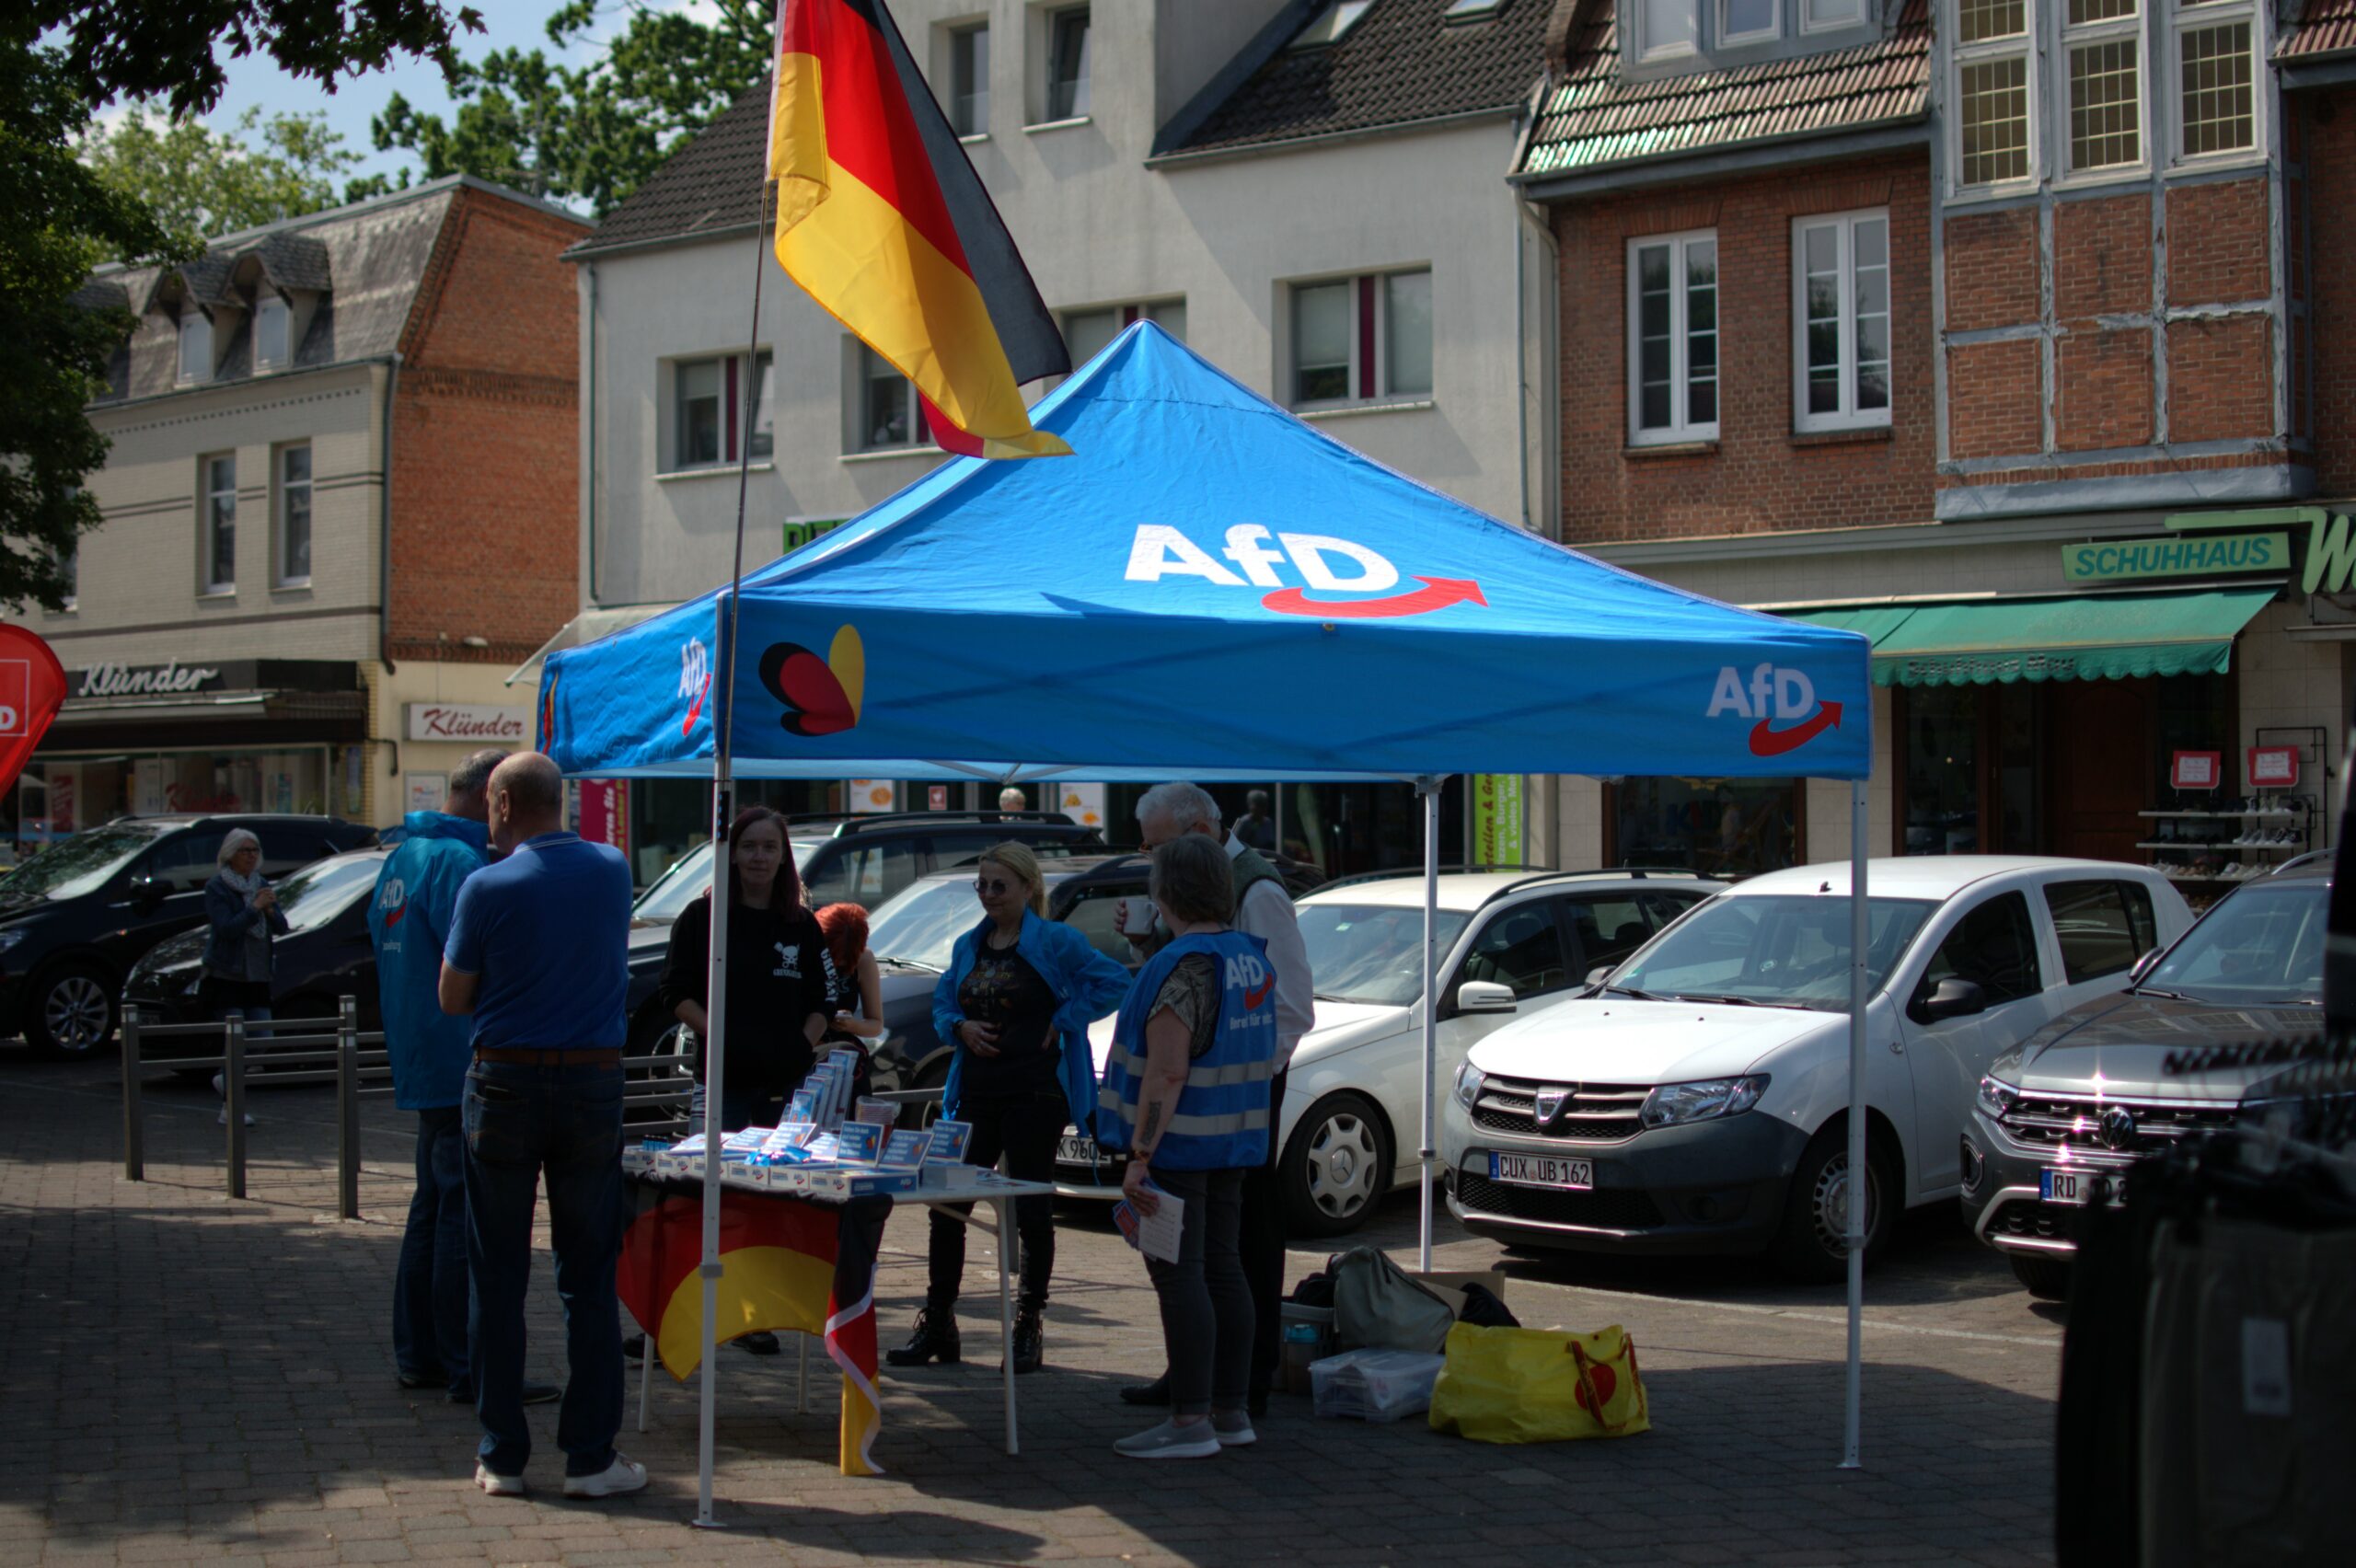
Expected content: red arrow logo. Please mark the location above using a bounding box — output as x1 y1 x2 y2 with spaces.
1748 701 1843 756
1261 577 1487 620
1244 975 1276 1011
681 673 709 738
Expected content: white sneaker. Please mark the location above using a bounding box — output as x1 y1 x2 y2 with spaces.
562 1453 649 1498
475 1462 525 1496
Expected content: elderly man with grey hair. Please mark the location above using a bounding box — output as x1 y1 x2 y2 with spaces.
1121 781 1314 1418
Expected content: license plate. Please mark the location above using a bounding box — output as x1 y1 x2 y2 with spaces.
1489 1152 1593 1190
2040 1166 2123 1206
1057 1134 1103 1167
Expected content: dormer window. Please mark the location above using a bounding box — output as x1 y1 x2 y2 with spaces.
1722 0 1780 45
1293 1 1376 49
1637 0 1702 60
254 295 290 370
177 311 213 385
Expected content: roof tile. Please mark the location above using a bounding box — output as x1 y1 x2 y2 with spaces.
2280 0 2356 61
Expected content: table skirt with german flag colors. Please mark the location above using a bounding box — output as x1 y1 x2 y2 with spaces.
618 1182 892 1475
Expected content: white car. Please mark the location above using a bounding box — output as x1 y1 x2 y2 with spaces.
1440 858 2193 1279
1060 869 1722 1233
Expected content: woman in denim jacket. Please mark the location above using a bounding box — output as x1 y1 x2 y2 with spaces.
202 829 290 1123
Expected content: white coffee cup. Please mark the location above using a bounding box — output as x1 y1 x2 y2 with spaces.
1119 896 1160 938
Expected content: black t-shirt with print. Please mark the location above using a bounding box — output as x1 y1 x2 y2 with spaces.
657 893 833 1097
956 934 1062 1100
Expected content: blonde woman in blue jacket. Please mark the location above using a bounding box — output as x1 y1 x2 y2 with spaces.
887 841 1130 1375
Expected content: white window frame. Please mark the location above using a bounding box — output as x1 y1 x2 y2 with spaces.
2167 0 2262 167
1625 231 1721 445
1634 0 1703 61
177 311 213 385
1286 270 1433 411
1802 0 1868 31
1791 210 1894 433
275 443 312 588
1719 0 1783 47
254 294 291 371
1950 1 2038 196
1044 5 1091 122
2058 0 2147 180
201 453 237 594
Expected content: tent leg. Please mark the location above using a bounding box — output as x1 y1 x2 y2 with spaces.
1417 777 1441 1273
1841 779 1868 1470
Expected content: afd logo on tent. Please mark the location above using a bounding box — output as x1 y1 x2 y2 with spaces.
1124 525 1485 619
1706 663 1845 757
678 637 711 737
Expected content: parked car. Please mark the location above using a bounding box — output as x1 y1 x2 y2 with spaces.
1057 868 1721 1234
1441 858 2194 1279
1963 859 2327 1297
1 813 375 1057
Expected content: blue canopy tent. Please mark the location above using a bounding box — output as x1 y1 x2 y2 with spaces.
546 324 1880 1475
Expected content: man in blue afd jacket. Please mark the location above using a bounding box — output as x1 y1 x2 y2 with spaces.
371 748 531 1403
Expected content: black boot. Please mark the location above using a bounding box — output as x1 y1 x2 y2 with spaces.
885 1307 961 1366
1010 1307 1044 1375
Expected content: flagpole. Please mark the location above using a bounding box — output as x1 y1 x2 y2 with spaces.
692 177 773 1531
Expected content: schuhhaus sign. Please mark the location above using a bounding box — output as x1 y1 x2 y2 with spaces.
405 703 532 744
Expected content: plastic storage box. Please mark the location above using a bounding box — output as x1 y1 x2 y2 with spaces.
1309 1348 1447 1423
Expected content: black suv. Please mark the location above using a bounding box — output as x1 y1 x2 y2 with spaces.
0 813 375 1057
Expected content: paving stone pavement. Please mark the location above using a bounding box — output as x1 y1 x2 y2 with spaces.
0 1049 2065 1566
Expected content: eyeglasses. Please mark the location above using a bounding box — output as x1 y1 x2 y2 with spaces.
974 876 1019 895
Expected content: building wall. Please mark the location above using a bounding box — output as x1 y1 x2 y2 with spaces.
1552 155 1937 546
2302 86 2356 496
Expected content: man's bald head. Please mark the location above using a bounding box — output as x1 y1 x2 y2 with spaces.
487 752 566 852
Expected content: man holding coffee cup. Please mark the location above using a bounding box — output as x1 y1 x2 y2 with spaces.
1119 782 1313 1417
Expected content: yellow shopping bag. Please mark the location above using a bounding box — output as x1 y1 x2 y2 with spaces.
1427 1320 1651 1443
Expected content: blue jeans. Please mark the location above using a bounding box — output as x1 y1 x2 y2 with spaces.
394 1106 468 1388
463 1061 626 1478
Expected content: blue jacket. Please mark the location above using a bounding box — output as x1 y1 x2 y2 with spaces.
202 873 290 976
368 811 490 1110
1094 931 1276 1170
933 908 1132 1133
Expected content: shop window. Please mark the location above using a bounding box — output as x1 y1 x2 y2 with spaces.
1610 777 1802 878
854 343 930 452
2044 879 2158 982
1919 890 2044 1006
275 444 311 587
1627 232 1718 444
1045 6 1091 121
950 22 989 137
1289 271 1432 409
1902 686 1982 854
1457 905 1569 998
1792 211 1891 432
202 453 236 594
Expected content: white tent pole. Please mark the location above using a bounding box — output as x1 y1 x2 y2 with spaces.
1841 778 1868 1470
1417 776 1441 1272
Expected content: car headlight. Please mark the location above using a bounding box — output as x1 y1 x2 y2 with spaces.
1452 1060 1484 1110
0 928 25 952
1638 1075 1769 1129
1975 1074 2019 1120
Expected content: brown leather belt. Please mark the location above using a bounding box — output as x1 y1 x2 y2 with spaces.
474 1047 623 1066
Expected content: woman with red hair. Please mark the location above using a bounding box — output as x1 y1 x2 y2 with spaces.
815 902 884 1046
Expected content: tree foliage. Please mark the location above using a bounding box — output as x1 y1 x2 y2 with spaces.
80 107 368 248
373 0 772 214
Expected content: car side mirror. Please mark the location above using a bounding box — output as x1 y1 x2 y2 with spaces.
1911 976 1987 1025
128 874 166 910
1455 980 1519 1016
1584 964 1613 993
2129 947 2162 983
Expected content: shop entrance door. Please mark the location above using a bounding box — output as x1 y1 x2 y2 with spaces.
2048 681 2151 864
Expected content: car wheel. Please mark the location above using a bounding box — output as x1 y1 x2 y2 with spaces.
2010 1252 2073 1301
27 963 117 1059
1767 1122 1897 1283
1280 1092 1392 1238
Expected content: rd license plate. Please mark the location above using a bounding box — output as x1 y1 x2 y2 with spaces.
1489 1152 1593 1190
1057 1134 1103 1167
2040 1166 2123 1206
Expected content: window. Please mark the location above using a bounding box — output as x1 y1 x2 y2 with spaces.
1562 896 1657 974
804 839 918 906
276 444 311 586
857 343 930 451
254 295 290 369
202 454 236 593
1443 0 1509 18
950 24 988 136
1294 0 1376 48
1627 232 1718 443
1060 884 1141 967
1919 891 2044 1008
672 352 770 468
2043 879 2159 983
1609 776 1801 876
1289 270 1433 408
1046 6 1091 121
177 311 213 385
1955 1 2032 187
1457 904 1570 998
143 831 229 894
2177 6 2255 158
1637 0 1701 58
676 358 722 467
1792 211 1891 432
746 350 774 460
1722 0 1780 43
2064 0 2142 174
1804 0 1866 28
1062 299 1186 369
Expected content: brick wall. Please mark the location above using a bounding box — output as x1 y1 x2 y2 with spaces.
387 189 587 667
2306 87 2356 492
1553 155 1935 545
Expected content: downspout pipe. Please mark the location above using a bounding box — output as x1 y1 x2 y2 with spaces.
379 352 402 674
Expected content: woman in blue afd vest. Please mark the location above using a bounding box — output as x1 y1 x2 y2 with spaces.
888 841 1131 1376
1095 834 1279 1459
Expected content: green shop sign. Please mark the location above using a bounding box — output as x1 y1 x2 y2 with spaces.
2165 506 2356 595
2062 532 2288 582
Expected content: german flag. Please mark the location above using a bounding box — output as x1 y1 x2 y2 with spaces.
618 1185 892 1475
768 0 1071 459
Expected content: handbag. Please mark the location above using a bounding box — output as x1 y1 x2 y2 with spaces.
1326 1246 1457 1355
1427 1321 1652 1443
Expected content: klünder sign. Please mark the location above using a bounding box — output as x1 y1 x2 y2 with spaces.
404 703 532 743
2062 533 2289 582
75 660 225 698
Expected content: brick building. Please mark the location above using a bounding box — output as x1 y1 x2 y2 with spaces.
2 177 589 841
1518 0 2351 894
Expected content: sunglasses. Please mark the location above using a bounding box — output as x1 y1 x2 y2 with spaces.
973 876 1021 895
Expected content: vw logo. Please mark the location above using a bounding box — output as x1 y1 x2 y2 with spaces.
1532 1087 1571 1126
2097 1106 2138 1152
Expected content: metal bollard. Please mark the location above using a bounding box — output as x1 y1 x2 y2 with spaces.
224 1014 248 1200
336 996 361 1221
121 1009 144 1182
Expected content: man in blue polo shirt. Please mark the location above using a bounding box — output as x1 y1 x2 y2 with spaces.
439 752 643 1500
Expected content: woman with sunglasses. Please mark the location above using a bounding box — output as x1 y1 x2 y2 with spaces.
888 841 1129 1375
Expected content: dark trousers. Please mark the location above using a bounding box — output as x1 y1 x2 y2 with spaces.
463 1061 626 1479
1238 1066 1289 1401
1143 1165 1252 1418
394 1105 468 1388
927 1092 1064 1314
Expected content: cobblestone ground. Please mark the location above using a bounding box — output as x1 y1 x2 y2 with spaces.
0 1048 2064 1566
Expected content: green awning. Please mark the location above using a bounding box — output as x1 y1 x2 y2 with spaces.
1782 587 2277 686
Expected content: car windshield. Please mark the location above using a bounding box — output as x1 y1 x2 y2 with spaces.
867 877 987 972
2140 879 2327 1005
3 823 164 902
1296 903 1473 1007
629 838 828 923
1609 894 1939 1009
273 856 387 935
